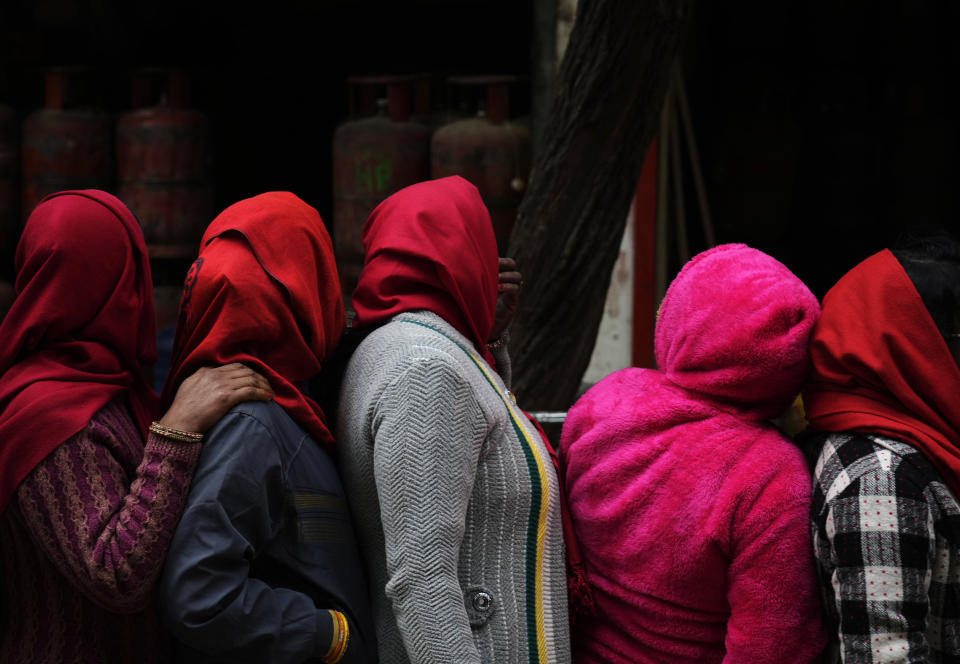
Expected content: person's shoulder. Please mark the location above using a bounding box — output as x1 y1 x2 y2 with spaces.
351 312 473 380
814 432 937 501
561 368 663 452
224 398 283 423
741 425 811 480
581 365 660 401
568 368 662 423
68 395 144 456
370 312 464 353
207 399 293 448
85 394 138 434
815 432 922 472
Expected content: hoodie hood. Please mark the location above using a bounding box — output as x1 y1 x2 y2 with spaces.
655 243 820 419
557 244 828 657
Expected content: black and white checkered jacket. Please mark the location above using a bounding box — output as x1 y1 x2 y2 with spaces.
810 431 960 663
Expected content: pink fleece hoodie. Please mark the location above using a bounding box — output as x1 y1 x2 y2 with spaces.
560 244 826 664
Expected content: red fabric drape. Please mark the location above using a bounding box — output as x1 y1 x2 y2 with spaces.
805 248 960 497
0 190 159 511
162 192 344 449
351 176 499 366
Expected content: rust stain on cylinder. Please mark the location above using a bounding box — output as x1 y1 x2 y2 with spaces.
117 105 212 248
22 69 114 220
22 108 114 221
431 116 531 251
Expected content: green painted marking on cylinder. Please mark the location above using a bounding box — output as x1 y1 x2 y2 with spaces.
354 150 394 194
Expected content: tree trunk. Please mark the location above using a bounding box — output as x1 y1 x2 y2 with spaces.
530 0 557 158
508 0 691 411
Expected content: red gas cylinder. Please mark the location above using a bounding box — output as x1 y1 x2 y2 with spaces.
22 69 114 220
0 103 17 255
332 76 430 307
117 71 212 256
430 76 531 252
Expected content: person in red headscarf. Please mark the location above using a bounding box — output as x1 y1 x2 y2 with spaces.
806 235 960 663
0 190 273 664
156 192 375 664
335 176 572 664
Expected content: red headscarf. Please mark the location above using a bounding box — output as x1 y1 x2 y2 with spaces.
0 190 159 512
352 176 499 366
805 249 960 496
162 192 345 449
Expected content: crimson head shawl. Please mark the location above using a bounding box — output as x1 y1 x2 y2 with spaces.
805 249 960 497
351 176 499 366
162 192 345 449
0 190 158 511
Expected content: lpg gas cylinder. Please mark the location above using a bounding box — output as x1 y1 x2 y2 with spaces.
430 76 531 252
22 69 113 220
117 70 212 255
332 75 430 307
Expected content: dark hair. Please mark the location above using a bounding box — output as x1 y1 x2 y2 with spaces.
892 232 960 336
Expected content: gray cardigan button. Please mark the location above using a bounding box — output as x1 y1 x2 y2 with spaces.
465 588 495 627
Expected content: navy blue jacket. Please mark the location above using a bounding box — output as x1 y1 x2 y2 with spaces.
158 400 376 663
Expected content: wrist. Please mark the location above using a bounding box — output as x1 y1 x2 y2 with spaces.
149 421 204 443
486 334 507 350
318 610 349 664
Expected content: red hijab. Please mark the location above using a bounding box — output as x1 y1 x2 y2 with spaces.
805 249 960 496
352 176 499 366
162 192 344 449
0 190 159 512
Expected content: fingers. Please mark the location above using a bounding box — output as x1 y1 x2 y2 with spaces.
203 364 272 392
228 375 273 399
219 369 273 400
498 258 521 282
210 362 259 380
222 369 271 389
161 364 273 434
232 384 275 403
498 257 523 293
208 374 273 413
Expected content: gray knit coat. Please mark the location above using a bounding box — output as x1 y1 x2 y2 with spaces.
336 310 571 664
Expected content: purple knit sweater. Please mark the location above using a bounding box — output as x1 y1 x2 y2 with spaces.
0 396 201 664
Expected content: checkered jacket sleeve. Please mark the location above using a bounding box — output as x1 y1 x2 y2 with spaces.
811 433 935 664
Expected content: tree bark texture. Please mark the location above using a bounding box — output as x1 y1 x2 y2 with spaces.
531 0 557 158
508 0 691 411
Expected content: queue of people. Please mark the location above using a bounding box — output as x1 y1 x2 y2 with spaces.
0 177 957 664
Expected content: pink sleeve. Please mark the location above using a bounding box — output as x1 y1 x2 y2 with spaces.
723 450 826 664
15 416 201 614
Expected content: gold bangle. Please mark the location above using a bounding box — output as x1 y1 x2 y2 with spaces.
149 421 204 443
486 335 507 350
323 610 349 663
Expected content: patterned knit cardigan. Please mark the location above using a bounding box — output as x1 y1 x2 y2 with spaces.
0 396 201 663
336 310 571 664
